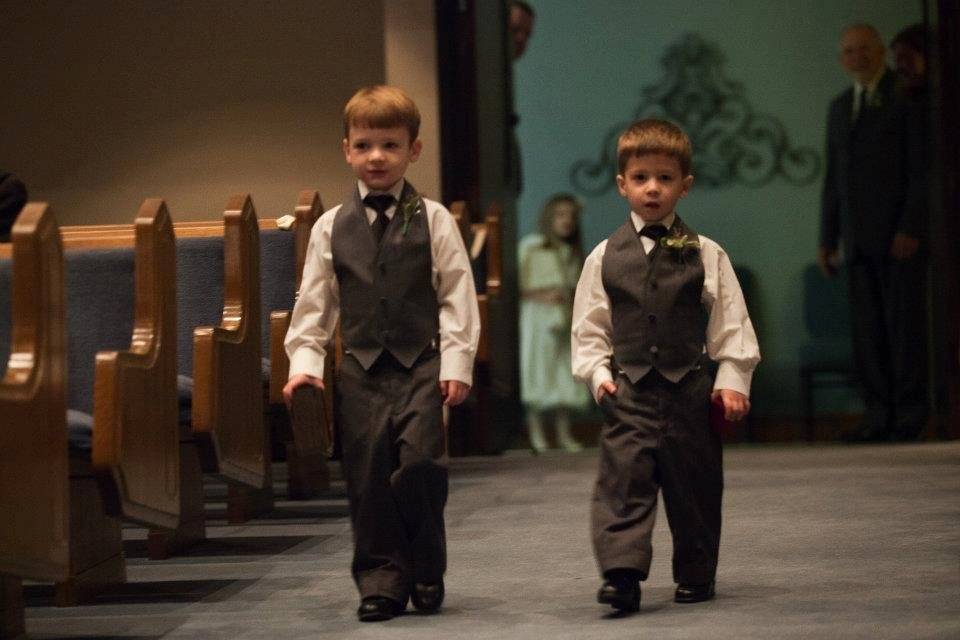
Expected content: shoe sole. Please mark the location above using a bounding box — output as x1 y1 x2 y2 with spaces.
358 612 397 622
675 591 715 604
597 592 640 612
410 598 442 614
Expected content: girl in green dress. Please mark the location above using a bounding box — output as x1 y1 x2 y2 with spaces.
519 193 591 452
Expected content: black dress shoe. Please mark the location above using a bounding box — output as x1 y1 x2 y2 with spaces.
411 581 444 613
674 581 715 603
840 424 891 444
597 579 640 612
357 596 404 622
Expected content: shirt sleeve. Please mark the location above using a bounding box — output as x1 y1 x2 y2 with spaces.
700 237 761 396
428 200 480 386
284 208 341 380
571 242 613 401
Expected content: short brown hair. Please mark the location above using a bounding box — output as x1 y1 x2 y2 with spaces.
617 119 692 176
343 85 421 141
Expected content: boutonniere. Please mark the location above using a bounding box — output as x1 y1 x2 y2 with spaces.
660 229 700 252
399 195 422 236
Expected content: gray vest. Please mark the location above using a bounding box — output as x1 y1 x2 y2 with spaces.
601 215 707 384
331 182 439 370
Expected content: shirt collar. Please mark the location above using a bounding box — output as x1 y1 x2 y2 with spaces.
630 210 676 233
855 65 887 95
358 179 405 202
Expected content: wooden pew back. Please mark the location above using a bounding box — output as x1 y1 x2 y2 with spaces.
191 195 265 488
0 203 70 584
90 200 180 527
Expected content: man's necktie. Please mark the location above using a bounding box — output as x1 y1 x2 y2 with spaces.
364 194 395 244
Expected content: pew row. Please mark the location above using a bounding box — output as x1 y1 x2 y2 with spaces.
1 200 184 611
57 194 328 530
55 196 275 557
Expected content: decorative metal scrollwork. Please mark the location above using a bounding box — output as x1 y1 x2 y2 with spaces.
570 33 821 194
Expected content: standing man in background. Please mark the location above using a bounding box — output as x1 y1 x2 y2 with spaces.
818 24 927 443
508 1 535 61
506 1 535 196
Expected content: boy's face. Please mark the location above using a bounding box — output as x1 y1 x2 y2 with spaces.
616 153 693 223
343 126 422 192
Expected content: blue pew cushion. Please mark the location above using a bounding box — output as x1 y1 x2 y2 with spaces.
66 409 93 454
177 374 193 424
176 236 225 378
261 357 271 386
65 248 136 415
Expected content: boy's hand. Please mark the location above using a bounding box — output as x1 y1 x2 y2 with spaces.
712 388 750 421
596 380 618 403
440 380 470 406
282 374 324 409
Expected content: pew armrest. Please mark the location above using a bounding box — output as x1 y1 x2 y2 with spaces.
269 311 291 405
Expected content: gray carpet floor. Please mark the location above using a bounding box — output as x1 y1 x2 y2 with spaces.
24 442 960 639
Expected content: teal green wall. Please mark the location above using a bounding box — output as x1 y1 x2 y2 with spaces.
515 0 922 417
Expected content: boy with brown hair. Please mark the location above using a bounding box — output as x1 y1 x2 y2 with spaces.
284 85 480 622
572 118 760 613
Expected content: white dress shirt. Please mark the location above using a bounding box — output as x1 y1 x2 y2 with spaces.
852 65 888 118
571 211 761 400
285 180 481 386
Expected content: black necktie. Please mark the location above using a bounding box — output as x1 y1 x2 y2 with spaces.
364 194 395 244
639 224 668 240
639 224 668 256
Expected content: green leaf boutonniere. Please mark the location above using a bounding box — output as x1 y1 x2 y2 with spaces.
660 229 701 252
399 196 422 236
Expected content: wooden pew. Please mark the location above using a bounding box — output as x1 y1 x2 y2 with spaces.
56 196 270 558
91 199 180 529
191 195 266 491
0 204 68 638
1 200 182 610
59 200 183 603
267 191 332 499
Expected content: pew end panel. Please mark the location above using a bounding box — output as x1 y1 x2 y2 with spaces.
0 203 70 584
268 188 324 407
191 195 268 490
91 199 180 530
269 191 333 497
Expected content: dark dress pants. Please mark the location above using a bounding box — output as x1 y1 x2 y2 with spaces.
592 368 722 586
336 349 448 602
847 252 928 437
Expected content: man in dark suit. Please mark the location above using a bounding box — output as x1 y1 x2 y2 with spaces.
818 24 927 442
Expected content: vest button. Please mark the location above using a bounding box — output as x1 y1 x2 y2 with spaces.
648 313 656 323
378 262 386 273
650 281 659 290
649 345 659 355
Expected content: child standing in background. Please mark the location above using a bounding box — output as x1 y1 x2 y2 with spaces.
519 193 591 453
